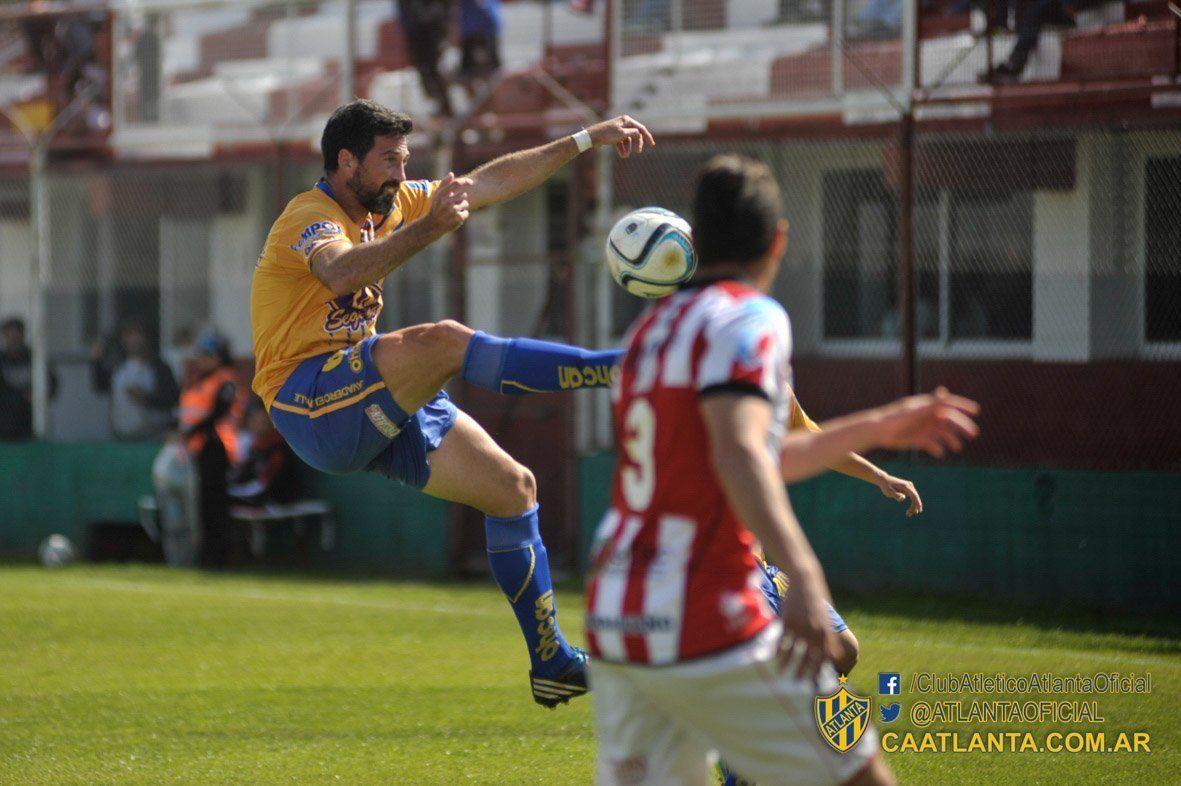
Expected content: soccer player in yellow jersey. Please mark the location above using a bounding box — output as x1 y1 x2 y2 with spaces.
764 392 921 678
252 99 655 708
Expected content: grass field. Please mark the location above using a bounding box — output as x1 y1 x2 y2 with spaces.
0 565 1175 785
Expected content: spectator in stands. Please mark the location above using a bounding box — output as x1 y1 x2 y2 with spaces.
90 320 179 441
991 0 1079 82
179 331 242 568
229 401 299 506
397 0 455 118
0 317 34 441
21 2 110 133
457 0 502 100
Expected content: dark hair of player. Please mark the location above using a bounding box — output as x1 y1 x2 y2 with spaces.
1 317 25 334
691 155 782 269
321 99 414 173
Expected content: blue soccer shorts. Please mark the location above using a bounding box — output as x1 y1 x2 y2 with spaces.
760 563 849 633
269 334 457 489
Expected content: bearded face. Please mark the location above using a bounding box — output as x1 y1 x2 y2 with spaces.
349 169 400 215
342 133 410 215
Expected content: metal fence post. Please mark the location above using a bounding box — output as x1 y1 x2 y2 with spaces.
28 145 51 438
898 112 916 398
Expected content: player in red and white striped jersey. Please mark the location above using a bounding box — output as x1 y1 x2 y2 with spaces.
586 155 980 786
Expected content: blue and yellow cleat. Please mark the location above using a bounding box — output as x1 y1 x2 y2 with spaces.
530 648 590 708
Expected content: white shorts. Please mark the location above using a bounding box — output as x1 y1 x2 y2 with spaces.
590 624 878 786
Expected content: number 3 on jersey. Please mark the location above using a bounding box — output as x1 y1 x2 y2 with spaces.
622 398 656 511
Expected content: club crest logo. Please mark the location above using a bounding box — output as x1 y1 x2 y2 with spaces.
814 677 871 753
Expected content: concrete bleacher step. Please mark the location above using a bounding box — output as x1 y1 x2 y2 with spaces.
1060 19 1177 81
366 69 433 118
0 73 44 107
213 56 327 83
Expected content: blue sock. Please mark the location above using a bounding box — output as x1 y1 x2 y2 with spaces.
462 331 625 394
485 505 578 677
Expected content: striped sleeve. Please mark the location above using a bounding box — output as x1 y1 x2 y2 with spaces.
398 179 438 223
696 296 791 400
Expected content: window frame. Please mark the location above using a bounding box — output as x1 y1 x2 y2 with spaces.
1134 140 1181 359
818 167 1035 358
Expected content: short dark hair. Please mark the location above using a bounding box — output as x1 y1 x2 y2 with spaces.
692 155 782 268
321 99 413 172
1 317 25 333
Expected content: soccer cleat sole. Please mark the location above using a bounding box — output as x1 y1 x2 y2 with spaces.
529 673 590 709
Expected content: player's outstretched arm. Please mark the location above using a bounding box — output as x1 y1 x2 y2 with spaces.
465 116 655 212
779 387 980 484
311 174 472 296
701 392 836 680
785 395 925 513
834 453 924 517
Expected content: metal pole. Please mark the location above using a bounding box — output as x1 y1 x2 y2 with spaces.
1171 2 1181 80
898 112 916 398
898 0 919 397
985 0 995 84
832 0 844 98
343 0 357 100
901 0 918 101
28 145 51 437
607 0 619 114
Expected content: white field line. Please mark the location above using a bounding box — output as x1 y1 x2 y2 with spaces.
28 575 493 619
11 576 1179 668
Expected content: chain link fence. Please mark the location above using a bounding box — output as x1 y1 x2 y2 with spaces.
602 121 1181 471
1 0 1179 479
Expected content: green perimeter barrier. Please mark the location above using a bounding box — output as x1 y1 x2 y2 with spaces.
0 442 448 576
579 452 1181 617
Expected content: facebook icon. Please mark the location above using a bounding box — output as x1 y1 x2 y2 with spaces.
878 673 901 695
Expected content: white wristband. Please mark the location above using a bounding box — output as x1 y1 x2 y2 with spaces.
572 128 592 153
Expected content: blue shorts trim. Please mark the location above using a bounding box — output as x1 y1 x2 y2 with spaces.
269 335 458 489
760 563 849 633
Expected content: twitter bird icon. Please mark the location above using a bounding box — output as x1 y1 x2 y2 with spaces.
880 703 901 723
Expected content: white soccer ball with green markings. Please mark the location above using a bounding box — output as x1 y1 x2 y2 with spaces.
605 207 696 299
38 534 77 568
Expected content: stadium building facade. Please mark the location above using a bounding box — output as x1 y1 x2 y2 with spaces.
0 0 1177 615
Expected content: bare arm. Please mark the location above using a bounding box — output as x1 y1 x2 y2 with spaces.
778 388 980 484
701 393 836 679
311 174 471 296
828 451 923 517
788 394 924 515
466 115 656 211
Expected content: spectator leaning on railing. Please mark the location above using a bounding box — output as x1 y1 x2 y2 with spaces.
396 0 455 118
457 0 502 100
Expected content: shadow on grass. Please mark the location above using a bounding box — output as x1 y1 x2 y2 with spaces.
3 558 1178 651
828 584 1181 651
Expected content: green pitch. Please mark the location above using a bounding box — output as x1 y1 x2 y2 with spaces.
0 566 1175 785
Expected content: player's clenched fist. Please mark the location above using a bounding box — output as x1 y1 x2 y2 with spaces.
427 172 472 235
587 115 657 159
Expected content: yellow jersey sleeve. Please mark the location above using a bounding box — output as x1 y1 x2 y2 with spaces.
393 179 437 227
286 203 353 267
788 392 822 433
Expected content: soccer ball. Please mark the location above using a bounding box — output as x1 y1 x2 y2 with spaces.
38 534 77 568
605 207 696 298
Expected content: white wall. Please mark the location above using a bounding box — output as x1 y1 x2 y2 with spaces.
1031 141 1091 362
0 218 32 323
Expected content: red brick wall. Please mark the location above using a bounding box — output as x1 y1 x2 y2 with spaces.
791 357 1181 471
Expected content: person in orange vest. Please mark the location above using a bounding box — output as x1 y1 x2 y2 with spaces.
178 331 242 568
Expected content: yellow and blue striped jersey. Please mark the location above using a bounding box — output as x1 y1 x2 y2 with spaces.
251 179 436 408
